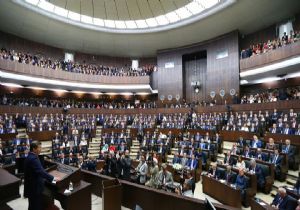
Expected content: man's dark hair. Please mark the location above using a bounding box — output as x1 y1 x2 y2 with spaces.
30 141 41 152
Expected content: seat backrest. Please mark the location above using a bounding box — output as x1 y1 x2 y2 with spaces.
258 163 270 177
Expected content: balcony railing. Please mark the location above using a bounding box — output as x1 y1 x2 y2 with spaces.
0 59 150 85
240 41 300 71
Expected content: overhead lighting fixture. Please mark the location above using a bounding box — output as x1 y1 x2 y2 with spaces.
106 92 118 96
38 0 54 12
93 18 105 26
25 0 39 6
196 0 219 8
104 20 115 28
240 56 300 77
185 2 204 15
165 12 180 23
120 92 133 96
68 11 81 21
125 21 137 29
115 21 127 29
50 89 68 92
81 15 93 24
0 71 152 90
136 92 150 95
0 83 23 88
145 18 158 27
27 86 46 90
156 15 169 26
135 20 148 28
175 7 192 19
240 80 249 85
53 6 68 17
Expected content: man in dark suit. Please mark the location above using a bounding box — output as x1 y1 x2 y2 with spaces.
120 150 132 181
251 135 262 148
224 165 236 184
224 151 236 166
271 188 295 210
235 168 247 205
186 155 198 170
208 163 221 179
254 148 268 161
249 159 265 190
282 139 296 168
270 149 283 179
237 136 247 147
24 141 58 210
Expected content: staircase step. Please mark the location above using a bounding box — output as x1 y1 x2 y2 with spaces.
286 178 297 185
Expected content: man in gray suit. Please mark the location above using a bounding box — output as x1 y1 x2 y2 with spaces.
157 163 174 188
181 153 188 168
145 159 159 188
136 156 148 185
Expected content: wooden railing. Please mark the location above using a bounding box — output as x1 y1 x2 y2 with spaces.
0 100 299 115
240 41 300 71
0 59 150 85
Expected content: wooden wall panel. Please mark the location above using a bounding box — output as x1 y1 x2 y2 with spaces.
157 31 240 103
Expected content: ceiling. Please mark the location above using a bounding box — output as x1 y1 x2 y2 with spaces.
49 0 191 20
0 0 299 57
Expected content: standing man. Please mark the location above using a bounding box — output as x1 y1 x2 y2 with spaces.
24 141 57 210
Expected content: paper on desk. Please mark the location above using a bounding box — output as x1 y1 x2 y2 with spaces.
258 202 266 206
64 189 71 195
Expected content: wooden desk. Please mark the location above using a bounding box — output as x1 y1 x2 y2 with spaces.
81 170 240 210
250 198 275 210
0 168 20 209
202 175 242 208
55 180 91 210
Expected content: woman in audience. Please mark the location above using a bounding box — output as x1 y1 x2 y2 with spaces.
236 156 246 170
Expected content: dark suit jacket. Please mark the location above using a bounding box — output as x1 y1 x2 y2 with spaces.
187 159 198 170
271 194 295 210
208 168 222 179
251 165 265 186
235 175 247 190
224 155 236 166
24 152 54 198
224 171 236 184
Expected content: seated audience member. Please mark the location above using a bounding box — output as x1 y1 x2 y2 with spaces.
254 148 268 161
230 143 238 155
270 123 281 134
235 168 247 206
224 165 236 184
251 135 262 148
180 153 189 168
265 138 277 150
182 171 195 197
270 149 283 179
208 162 221 179
223 151 236 166
282 124 293 135
282 139 296 168
243 146 253 158
248 159 265 190
237 136 247 147
136 156 148 185
145 159 159 188
186 154 198 170
236 155 246 170
271 188 296 210
157 163 174 188
58 153 69 165
172 152 181 164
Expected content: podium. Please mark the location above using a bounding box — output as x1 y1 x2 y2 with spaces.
44 161 91 210
102 179 122 210
0 168 20 210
